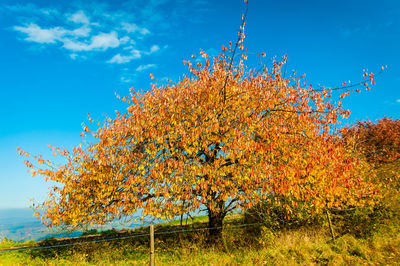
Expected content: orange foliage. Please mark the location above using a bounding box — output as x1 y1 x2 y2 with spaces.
342 117 400 165
18 3 380 231
19 47 379 230
342 117 400 193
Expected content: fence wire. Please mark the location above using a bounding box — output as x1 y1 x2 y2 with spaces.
0 222 261 253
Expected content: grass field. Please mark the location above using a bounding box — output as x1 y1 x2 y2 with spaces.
1 212 399 265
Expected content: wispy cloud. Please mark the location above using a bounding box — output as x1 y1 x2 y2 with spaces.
107 44 162 64
10 4 162 63
384 98 400 105
2 3 59 17
68 10 90 25
136 64 156 71
108 49 141 64
14 23 65 44
64 31 120 51
121 22 150 35
7 0 209 67
119 62 157 83
149 45 160 53
13 23 121 52
120 75 134 83
340 21 393 39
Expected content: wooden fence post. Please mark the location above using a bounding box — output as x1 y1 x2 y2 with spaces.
150 225 155 266
326 210 335 242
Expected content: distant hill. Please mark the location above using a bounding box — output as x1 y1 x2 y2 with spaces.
0 208 36 224
0 208 146 242
0 208 79 241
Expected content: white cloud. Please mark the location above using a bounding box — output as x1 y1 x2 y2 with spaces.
14 22 121 52
123 45 134 50
396 99 400 103
13 23 65 43
109 44 161 64
14 23 93 44
136 64 156 71
68 10 90 25
120 36 130 44
120 75 135 83
89 31 120 50
142 44 161 55
140 28 150 35
121 22 139 33
62 39 88 51
10 4 172 64
108 49 141 64
69 25 91 38
121 22 150 35
149 45 159 53
4 3 59 17
41 8 58 16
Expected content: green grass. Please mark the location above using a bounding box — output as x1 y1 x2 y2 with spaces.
1 212 400 265
160 214 209 226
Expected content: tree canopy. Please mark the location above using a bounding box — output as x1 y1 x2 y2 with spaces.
342 117 400 194
19 10 380 239
343 117 400 165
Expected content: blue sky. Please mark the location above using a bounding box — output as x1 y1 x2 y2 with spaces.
0 0 399 209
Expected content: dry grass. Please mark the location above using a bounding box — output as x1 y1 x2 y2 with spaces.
1 218 400 265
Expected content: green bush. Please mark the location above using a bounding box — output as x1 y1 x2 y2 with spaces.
244 196 323 232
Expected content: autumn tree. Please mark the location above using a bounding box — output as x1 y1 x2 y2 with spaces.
342 117 400 192
342 117 400 165
19 4 380 241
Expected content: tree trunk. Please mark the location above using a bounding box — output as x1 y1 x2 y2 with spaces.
326 209 335 242
207 208 225 244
